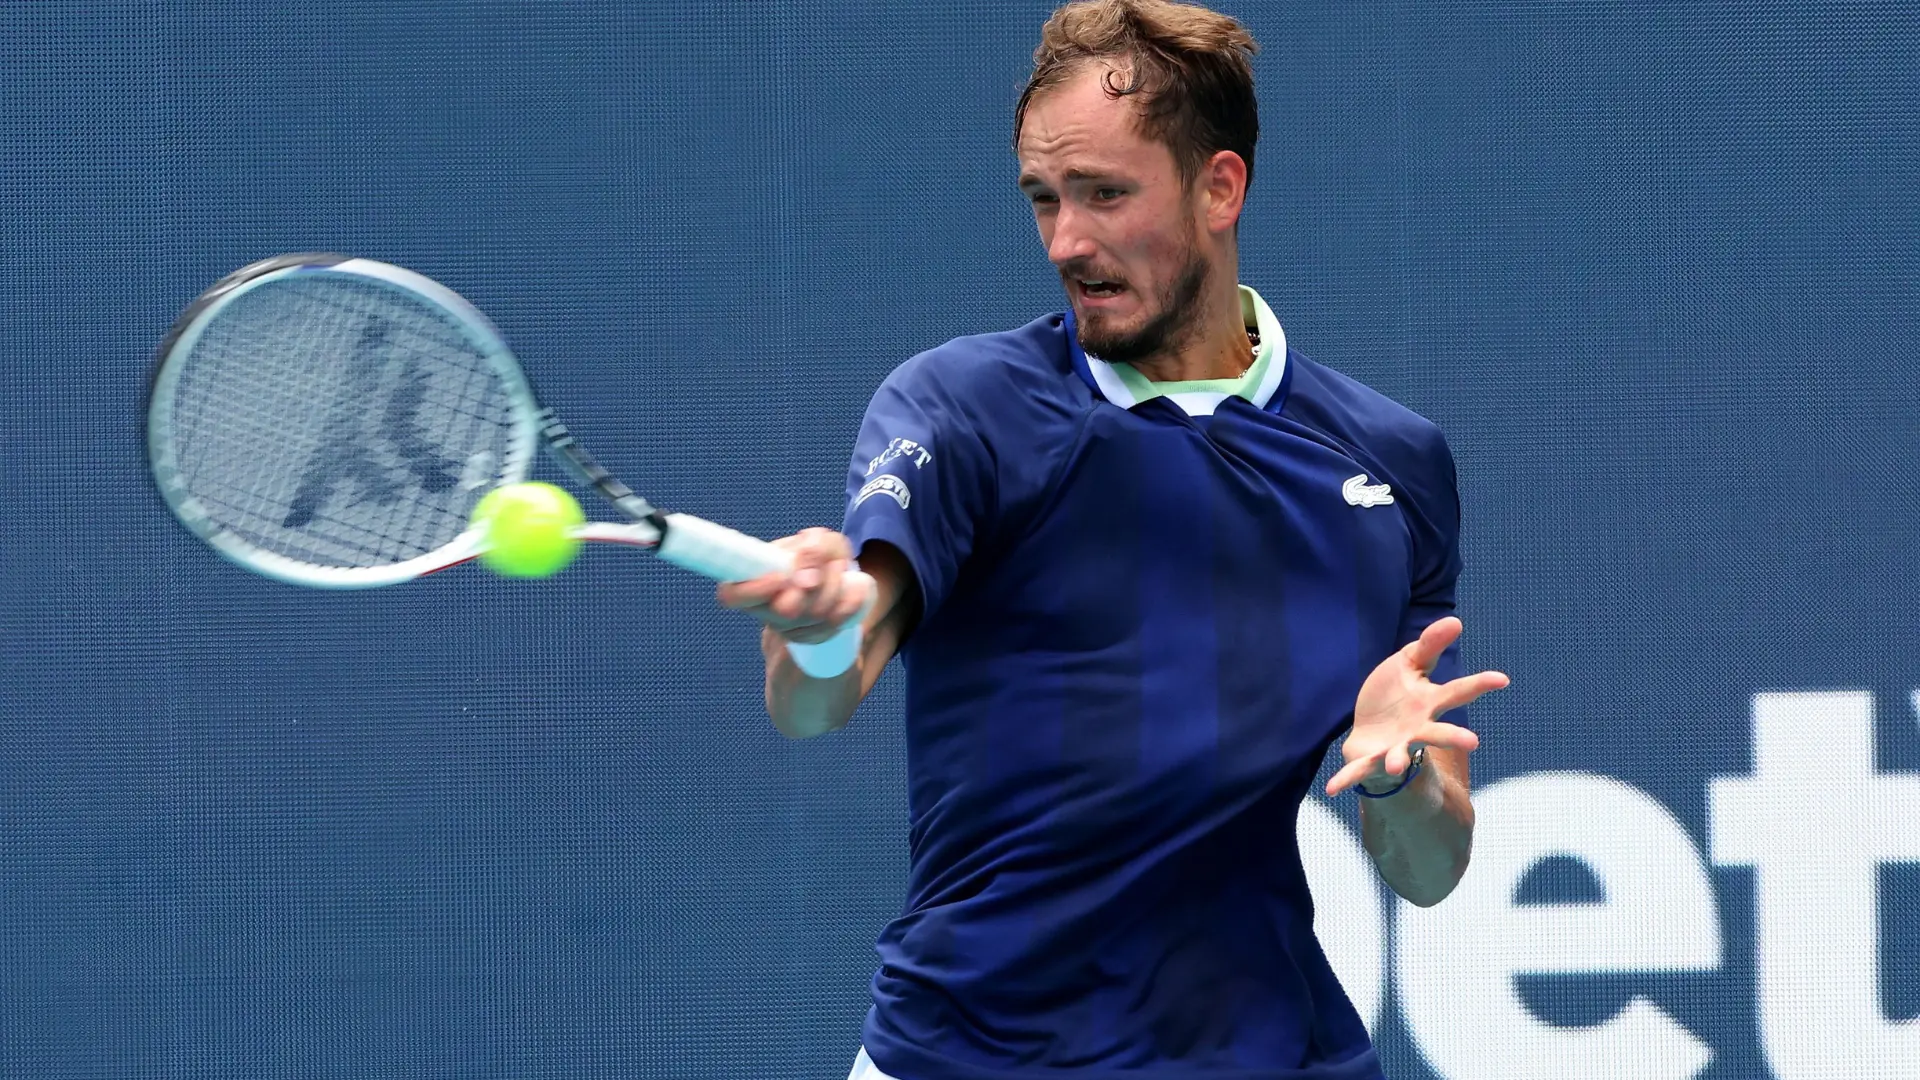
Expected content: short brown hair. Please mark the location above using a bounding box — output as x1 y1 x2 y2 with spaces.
1014 0 1260 188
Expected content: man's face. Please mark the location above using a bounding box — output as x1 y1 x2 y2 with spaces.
1017 65 1213 366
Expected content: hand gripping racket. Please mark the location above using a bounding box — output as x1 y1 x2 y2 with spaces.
146 254 871 677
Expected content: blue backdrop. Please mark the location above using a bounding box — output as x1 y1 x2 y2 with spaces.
3 2 1917 1078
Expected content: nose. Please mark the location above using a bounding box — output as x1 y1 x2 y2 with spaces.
1046 205 1097 269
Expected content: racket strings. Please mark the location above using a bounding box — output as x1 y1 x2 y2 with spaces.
163 276 521 569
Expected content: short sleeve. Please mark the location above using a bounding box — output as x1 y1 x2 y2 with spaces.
1394 427 1468 728
841 358 996 619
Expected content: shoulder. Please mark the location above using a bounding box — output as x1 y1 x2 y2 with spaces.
877 314 1091 433
1281 349 1455 488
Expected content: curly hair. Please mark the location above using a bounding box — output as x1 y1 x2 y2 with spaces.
1014 0 1260 189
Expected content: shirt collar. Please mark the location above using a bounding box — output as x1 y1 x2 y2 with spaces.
1069 285 1289 416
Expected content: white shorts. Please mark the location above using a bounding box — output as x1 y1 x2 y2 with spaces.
847 1046 901 1080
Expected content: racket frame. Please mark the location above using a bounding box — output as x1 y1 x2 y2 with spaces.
148 255 869 676
150 257 545 588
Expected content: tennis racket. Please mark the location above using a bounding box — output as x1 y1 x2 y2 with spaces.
146 253 871 677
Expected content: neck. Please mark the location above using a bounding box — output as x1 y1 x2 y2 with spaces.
1126 273 1251 384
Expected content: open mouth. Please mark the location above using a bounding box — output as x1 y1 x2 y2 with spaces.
1076 279 1127 301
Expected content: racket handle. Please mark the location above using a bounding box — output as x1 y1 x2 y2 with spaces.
656 513 872 679
784 607 868 679
656 513 791 581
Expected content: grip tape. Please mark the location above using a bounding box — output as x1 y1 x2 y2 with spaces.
655 514 871 678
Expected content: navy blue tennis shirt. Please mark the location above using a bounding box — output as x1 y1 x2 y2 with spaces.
840 287 1466 1080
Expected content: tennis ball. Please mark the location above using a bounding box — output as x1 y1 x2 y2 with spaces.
471 482 584 579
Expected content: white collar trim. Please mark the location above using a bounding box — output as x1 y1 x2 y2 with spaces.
1084 285 1288 416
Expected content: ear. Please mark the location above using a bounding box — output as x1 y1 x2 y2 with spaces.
1199 150 1248 236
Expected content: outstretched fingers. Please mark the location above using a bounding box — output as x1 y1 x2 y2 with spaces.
1382 741 1412 777
1431 669 1511 714
1415 720 1480 753
1405 616 1464 674
1325 739 1421 797
1325 756 1382 797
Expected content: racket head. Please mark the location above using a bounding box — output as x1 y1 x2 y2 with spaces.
148 255 541 588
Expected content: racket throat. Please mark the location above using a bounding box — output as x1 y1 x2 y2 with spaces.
616 497 670 538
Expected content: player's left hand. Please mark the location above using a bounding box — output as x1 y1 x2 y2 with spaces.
1325 616 1509 797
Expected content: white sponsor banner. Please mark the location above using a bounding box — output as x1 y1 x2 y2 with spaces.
1304 691 1920 1080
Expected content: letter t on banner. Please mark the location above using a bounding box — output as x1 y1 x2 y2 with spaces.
1711 691 1920 1079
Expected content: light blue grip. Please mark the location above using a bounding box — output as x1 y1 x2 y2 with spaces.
654 513 871 679
785 614 866 678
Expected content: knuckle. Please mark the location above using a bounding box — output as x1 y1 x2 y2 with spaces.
796 527 847 553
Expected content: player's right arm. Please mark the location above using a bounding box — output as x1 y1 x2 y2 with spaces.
722 344 1010 736
718 535 920 738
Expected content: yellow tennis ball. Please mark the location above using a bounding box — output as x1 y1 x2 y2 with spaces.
471 482 584 579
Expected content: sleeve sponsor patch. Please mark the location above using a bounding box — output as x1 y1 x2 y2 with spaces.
855 473 911 509
867 437 932 476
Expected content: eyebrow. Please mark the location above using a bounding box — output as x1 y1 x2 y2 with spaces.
1017 167 1124 190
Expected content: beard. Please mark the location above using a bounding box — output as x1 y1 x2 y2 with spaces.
1072 230 1212 368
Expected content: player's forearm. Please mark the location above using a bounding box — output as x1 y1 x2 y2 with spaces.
753 540 916 738
762 627 864 738
1357 759 1474 907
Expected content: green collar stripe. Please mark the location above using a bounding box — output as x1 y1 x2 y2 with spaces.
1111 285 1281 407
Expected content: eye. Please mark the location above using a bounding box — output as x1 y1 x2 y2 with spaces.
1028 192 1058 208
1094 187 1125 202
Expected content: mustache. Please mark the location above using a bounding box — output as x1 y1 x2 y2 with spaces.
1057 262 1128 285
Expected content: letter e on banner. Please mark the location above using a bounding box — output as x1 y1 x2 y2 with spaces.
1398 772 1720 1079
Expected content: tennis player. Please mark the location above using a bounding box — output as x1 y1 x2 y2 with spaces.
719 2 1508 1077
